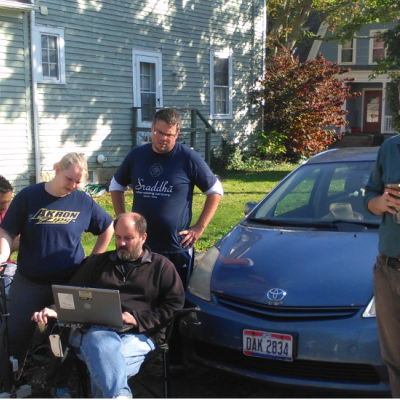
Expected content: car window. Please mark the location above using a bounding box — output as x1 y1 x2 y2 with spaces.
274 168 320 217
252 161 381 224
327 167 347 197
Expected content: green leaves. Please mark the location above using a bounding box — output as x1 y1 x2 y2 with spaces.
370 21 400 132
267 0 400 50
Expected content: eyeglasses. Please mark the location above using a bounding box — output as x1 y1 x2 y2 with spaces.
152 128 177 140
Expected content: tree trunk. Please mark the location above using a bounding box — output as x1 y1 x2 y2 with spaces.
285 0 313 50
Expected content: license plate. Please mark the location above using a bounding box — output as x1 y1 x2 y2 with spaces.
243 329 293 361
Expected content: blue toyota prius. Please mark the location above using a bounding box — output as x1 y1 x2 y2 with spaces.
181 147 390 395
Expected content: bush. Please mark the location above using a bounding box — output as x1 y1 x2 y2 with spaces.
387 80 400 132
253 46 360 160
211 135 293 176
256 129 287 158
371 24 400 132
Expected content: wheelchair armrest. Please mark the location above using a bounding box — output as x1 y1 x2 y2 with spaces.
175 306 200 317
164 307 201 343
170 307 200 325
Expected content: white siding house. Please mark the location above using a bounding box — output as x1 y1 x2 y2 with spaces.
0 0 266 190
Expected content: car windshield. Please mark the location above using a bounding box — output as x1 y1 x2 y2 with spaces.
249 161 381 226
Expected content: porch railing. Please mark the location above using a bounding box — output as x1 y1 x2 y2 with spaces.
384 116 398 134
131 107 217 164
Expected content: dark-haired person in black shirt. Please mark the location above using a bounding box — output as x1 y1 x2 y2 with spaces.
0 175 18 298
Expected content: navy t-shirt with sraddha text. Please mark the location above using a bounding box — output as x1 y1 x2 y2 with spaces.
114 143 217 253
1 183 113 284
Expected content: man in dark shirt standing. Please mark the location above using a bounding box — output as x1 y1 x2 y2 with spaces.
109 108 223 287
32 212 184 399
364 136 400 397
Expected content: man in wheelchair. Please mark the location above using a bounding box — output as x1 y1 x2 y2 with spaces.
32 212 185 398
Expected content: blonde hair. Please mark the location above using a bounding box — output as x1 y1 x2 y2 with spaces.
54 153 88 181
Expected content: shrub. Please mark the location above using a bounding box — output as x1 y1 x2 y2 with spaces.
253 46 361 160
256 129 287 158
371 24 400 132
211 135 294 175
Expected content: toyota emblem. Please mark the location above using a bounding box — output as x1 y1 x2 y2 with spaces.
266 288 287 301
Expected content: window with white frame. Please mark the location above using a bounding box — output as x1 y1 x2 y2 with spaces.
132 50 163 126
338 38 356 64
369 30 386 64
33 26 66 84
210 49 233 119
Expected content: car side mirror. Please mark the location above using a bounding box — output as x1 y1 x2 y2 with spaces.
244 202 258 215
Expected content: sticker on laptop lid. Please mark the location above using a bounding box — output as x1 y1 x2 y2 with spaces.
57 293 75 310
78 290 93 300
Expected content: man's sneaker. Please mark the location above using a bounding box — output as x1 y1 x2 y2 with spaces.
50 387 71 398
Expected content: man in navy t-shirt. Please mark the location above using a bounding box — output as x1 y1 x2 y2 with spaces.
110 108 223 287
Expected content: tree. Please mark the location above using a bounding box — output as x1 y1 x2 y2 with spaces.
268 0 400 51
253 46 361 159
370 22 400 131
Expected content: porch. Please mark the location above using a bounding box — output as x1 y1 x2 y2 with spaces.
345 79 398 136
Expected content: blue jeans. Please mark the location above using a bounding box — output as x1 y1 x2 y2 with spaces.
1 263 16 298
70 327 155 398
0 263 16 320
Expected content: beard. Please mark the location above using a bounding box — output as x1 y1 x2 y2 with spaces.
117 245 142 262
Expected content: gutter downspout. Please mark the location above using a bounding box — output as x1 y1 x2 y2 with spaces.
30 0 41 183
261 0 267 131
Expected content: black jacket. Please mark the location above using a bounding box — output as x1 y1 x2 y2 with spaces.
64 245 185 344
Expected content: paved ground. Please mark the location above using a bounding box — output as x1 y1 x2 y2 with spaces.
132 359 389 399
21 338 390 398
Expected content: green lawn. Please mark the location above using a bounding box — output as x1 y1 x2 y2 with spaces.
81 165 296 255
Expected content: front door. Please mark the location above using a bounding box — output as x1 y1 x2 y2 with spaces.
132 50 163 144
363 90 382 133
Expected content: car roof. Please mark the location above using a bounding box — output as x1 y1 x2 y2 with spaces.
305 147 379 164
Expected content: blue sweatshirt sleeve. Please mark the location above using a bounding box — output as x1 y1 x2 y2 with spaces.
364 148 385 212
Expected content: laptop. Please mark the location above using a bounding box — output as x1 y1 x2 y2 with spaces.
52 285 133 332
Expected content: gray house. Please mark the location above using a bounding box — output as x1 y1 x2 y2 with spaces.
308 21 398 137
0 0 266 191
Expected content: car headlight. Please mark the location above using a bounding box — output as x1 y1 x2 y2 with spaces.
362 296 376 318
188 246 220 301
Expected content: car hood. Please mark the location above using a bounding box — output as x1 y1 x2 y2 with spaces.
210 222 378 307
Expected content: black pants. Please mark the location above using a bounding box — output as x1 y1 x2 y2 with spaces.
159 249 194 289
157 249 194 363
0 271 74 389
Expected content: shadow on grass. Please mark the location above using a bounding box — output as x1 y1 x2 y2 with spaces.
221 170 292 183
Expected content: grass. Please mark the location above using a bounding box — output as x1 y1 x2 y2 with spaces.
81 164 297 254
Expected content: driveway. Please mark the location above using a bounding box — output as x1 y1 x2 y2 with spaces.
133 359 390 398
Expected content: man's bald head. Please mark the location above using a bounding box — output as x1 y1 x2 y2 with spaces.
114 213 147 262
114 212 147 236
